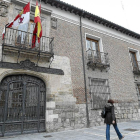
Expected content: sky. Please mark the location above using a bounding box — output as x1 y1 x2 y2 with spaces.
62 0 140 34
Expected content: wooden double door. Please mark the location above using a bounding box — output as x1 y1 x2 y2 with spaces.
0 75 46 136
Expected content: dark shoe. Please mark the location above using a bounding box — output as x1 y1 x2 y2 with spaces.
120 136 124 140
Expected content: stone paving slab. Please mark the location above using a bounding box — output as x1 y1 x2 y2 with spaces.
1 120 140 140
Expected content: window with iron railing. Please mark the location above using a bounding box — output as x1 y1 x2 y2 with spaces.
89 78 110 109
86 38 109 66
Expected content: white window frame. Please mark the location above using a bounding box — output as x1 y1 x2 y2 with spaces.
85 33 104 52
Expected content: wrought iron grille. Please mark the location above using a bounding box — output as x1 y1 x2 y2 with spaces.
86 49 109 65
0 75 46 137
3 28 54 53
136 84 140 107
89 78 110 109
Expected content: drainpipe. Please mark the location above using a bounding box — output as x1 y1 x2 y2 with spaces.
79 14 90 128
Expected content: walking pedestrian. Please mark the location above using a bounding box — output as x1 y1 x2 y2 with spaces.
104 99 124 140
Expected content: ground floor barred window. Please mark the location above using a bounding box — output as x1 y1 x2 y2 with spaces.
89 78 110 109
136 84 140 107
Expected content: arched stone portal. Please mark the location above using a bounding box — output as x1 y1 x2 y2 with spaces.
0 74 46 136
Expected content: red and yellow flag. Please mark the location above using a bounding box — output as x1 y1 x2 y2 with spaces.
34 1 42 40
32 1 42 48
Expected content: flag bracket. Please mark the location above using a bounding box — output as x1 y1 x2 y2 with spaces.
17 50 21 63
49 55 54 68
1 25 8 62
1 45 4 62
36 51 40 66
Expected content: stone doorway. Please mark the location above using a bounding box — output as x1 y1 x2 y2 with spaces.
0 74 46 136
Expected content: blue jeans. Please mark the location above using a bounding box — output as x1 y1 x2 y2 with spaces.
106 124 123 140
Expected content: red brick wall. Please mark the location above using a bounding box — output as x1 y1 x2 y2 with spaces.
50 20 86 104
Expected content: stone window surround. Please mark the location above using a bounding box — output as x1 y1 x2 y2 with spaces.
128 47 140 71
12 0 52 15
85 33 108 65
51 17 57 29
85 33 104 53
15 7 46 21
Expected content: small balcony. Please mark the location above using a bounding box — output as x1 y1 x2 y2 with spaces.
2 28 54 62
86 49 110 71
132 62 140 75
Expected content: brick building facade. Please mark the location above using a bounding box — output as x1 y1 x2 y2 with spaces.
0 0 140 136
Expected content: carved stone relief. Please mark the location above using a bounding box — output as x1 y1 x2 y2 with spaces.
0 59 64 75
51 17 57 29
20 59 36 70
0 1 9 17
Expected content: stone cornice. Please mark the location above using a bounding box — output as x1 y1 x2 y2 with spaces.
11 0 52 15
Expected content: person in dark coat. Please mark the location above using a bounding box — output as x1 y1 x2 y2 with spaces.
104 99 124 140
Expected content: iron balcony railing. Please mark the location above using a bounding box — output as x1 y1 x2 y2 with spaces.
132 61 140 74
3 28 54 53
86 49 109 65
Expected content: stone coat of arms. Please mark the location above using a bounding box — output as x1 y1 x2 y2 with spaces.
0 1 9 17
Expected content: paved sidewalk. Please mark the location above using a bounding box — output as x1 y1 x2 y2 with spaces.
1 120 140 140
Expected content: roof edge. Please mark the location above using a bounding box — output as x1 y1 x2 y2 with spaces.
43 0 140 40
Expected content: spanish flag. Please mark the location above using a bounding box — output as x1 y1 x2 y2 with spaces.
32 1 42 47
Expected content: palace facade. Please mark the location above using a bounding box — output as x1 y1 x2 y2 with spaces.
0 0 140 136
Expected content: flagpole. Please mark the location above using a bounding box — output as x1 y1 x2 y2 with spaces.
27 0 32 48
30 0 32 8
39 0 41 51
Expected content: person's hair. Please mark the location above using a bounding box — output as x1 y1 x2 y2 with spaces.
108 99 115 104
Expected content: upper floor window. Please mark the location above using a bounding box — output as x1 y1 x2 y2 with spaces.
129 51 139 71
18 20 35 32
86 38 101 62
86 38 100 54
86 37 109 68
17 20 35 45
